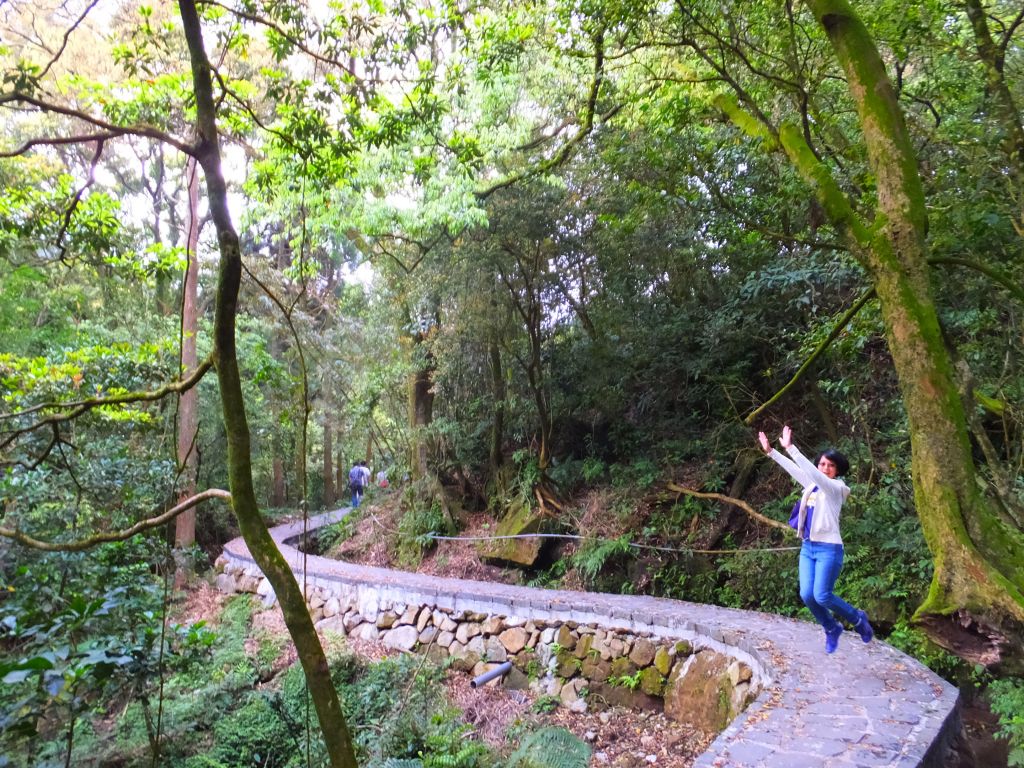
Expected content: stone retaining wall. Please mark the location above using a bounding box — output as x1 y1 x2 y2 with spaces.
215 556 758 733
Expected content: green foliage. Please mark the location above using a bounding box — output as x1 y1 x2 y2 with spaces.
525 557 568 590
884 621 968 683
712 551 802 615
506 727 590 768
316 510 363 553
397 496 455 567
570 535 634 590
610 458 660 489
608 669 642 691
511 449 542 502
205 695 296 768
529 695 560 714
581 456 607 483
0 565 220 767
990 678 1024 767
339 654 493 767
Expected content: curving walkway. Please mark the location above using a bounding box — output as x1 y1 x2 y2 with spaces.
220 508 961 768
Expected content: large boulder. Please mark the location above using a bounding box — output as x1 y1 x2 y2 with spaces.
663 650 736 732
477 499 546 567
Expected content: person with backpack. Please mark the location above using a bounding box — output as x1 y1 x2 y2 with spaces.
758 425 874 654
348 461 365 508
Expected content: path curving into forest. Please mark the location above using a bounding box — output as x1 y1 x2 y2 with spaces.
220 508 961 768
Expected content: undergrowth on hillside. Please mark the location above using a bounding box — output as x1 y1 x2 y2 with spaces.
1 591 588 768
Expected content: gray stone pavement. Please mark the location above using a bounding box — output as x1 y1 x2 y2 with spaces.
222 508 961 768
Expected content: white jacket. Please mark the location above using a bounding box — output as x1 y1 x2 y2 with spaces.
768 445 850 545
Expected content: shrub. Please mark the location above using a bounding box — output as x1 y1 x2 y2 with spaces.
990 678 1024 767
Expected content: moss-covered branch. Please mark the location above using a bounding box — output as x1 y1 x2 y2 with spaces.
745 286 877 425
0 357 215 456
929 256 1024 305
477 24 618 198
715 94 872 250
0 489 230 552
1 355 213 424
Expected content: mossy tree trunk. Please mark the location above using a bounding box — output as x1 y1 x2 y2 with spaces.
177 1 357 764
323 420 335 507
407 300 438 481
175 158 201 556
488 336 505 475
801 0 1024 645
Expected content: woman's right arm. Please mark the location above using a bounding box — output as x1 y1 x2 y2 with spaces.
758 430 812 487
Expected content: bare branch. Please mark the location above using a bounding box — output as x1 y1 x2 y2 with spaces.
1000 5 1024 55
37 0 103 80
666 482 795 534
211 68 300 153
0 423 61 471
200 0 364 85
0 92 196 156
52 137 104 264
0 489 231 552
0 130 122 158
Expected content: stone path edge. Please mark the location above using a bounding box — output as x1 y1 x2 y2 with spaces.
219 508 962 768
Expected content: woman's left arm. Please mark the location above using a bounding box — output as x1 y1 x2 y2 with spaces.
785 444 847 494
779 426 846 494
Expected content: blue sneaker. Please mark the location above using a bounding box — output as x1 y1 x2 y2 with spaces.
825 625 842 654
854 610 874 643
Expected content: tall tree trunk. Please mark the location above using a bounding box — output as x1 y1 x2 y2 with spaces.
802 0 1024 643
496 253 552 472
176 3 357 765
336 446 345 500
525 301 551 471
488 337 505 474
271 452 286 508
152 145 174 317
409 345 434 479
175 158 200 556
407 300 438 480
323 420 335 507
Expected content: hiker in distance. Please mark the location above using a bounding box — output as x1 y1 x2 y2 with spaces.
349 460 366 509
757 425 874 654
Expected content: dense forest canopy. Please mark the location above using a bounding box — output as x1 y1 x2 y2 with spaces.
1 0 1023 765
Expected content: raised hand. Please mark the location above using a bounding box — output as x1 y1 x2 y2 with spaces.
757 431 772 454
780 425 793 449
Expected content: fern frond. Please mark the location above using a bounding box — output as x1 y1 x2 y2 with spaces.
506 726 591 768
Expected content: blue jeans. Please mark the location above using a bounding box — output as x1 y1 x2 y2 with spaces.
799 541 859 631
351 486 363 508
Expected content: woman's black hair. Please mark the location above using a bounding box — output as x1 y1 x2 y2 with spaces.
819 449 850 477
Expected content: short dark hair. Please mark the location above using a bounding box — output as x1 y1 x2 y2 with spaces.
818 449 850 477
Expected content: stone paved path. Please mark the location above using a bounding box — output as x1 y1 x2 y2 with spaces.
222 508 961 768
